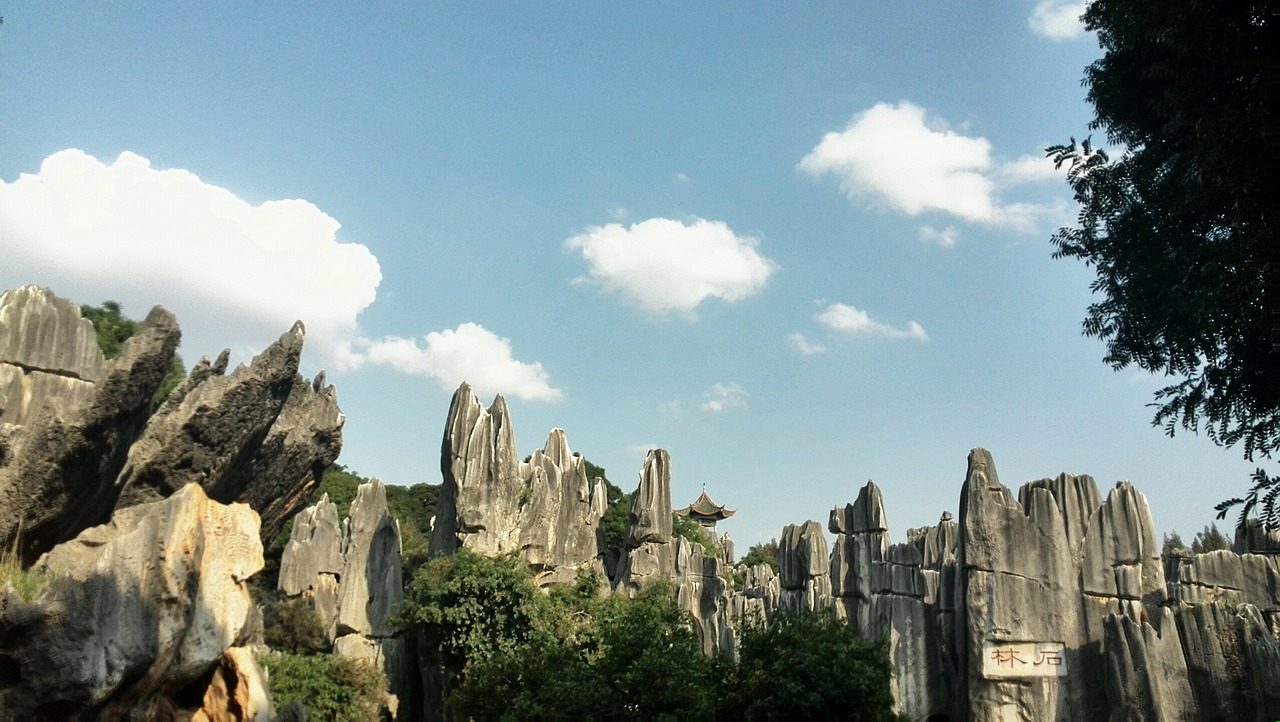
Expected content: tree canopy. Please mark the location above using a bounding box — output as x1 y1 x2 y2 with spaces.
1048 1 1277 462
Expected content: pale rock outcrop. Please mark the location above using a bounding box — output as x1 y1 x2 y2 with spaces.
430 384 523 557
0 483 263 719
830 482 952 720
191 647 276 722
279 479 408 719
0 286 104 425
777 520 830 613
519 429 608 586
336 479 403 639
673 537 736 656
0 302 181 563
612 449 676 594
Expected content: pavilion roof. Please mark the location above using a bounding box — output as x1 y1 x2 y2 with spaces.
674 489 736 521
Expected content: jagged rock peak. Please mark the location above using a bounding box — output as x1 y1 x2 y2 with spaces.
830 480 888 534
0 285 104 381
431 382 522 557
627 448 673 547
278 492 344 596
0 299 180 562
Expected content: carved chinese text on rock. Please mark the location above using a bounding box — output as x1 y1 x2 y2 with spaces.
981 641 1067 678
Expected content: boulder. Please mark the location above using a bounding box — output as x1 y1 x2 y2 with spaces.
0 483 263 718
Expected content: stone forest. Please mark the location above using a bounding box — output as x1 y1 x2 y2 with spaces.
1 285 1278 721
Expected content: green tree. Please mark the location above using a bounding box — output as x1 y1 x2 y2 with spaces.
586 459 632 555
740 538 781 573
1191 523 1231 554
80 301 137 359
728 609 899 721
259 652 386 722
262 596 329 655
1161 531 1188 558
1047 0 1277 522
672 512 717 555
80 300 185 409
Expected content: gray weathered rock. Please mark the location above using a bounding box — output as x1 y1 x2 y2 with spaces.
337 478 403 638
518 429 607 586
0 483 262 718
114 323 305 509
778 520 830 613
0 286 105 426
613 449 677 594
0 302 181 562
430 383 523 557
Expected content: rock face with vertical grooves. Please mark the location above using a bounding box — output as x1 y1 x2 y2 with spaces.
519 428 608 586
432 384 607 583
0 299 181 563
0 484 263 718
612 449 676 594
0 286 104 426
279 479 408 718
778 520 831 613
430 383 523 557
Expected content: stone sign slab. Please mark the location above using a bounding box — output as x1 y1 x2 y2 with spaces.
981 641 1067 678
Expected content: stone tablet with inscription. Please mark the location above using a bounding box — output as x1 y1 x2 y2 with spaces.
981 641 1067 678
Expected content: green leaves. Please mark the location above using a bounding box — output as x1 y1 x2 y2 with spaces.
1049 0 1279 506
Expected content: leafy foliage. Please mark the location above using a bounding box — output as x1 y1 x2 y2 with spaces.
262 596 329 654
1215 469 1280 530
1161 531 1188 558
1191 523 1231 554
79 300 186 409
1046 1 1278 463
740 538 781 572
672 512 717 555
586 459 632 554
400 550 900 721
260 652 386 722
80 301 137 359
728 609 900 721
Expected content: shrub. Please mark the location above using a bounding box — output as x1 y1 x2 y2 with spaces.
259 652 385 722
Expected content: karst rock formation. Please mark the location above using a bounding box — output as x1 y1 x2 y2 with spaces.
0 285 342 719
430 382 1280 722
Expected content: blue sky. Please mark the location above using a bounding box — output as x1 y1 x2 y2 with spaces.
0 3 1258 548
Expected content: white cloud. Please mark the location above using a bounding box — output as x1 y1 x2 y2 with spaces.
0 149 562 402
788 332 827 355
673 172 690 184
798 102 1058 231
815 302 928 341
0 149 381 362
1029 1 1086 40
566 217 777 316
352 323 562 402
995 153 1062 184
702 383 747 413
919 225 959 249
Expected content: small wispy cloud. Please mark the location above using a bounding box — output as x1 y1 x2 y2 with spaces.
919 225 958 249
788 332 827 355
1029 1 1086 41
702 383 748 413
815 302 928 341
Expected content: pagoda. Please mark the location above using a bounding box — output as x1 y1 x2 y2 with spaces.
674 489 736 529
